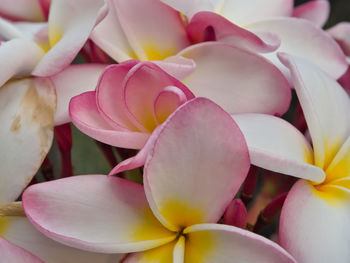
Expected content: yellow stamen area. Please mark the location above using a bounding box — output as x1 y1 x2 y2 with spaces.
143 43 175 61
313 184 350 207
0 217 11 237
132 240 177 262
48 23 63 48
184 230 215 262
159 200 203 230
130 208 175 242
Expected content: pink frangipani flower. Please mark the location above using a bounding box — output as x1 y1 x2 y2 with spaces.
161 0 347 80
233 53 350 262
23 98 296 263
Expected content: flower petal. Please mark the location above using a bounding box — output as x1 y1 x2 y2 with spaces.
32 0 106 76
95 0 190 61
0 38 44 87
122 62 194 132
123 240 177 263
152 56 196 80
0 237 43 263
280 179 350 262
0 0 45 22
70 91 149 149
1 216 124 263
247 17 347 79
159 0 213 20
279 53 350 170
52 64 107 125
187 12 281 53
0 78 55 204
293 0 330 28
178 42 291 115
144 98 250 231
328 22 350 56
232 113 326 183
213 0 293 25
183 223 296 263
23 175 176 253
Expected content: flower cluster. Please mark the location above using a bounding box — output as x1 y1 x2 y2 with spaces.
1 0 350 262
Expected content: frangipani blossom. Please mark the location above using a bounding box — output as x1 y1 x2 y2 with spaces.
24 98 295 262
161 0 347 79
90 0 291 115
0 0 106 77
233 53 350 262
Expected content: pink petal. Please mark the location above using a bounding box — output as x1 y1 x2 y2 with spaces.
280 180 350 262
69 91 149 149
121 62 194 132
279 53 350 170
212 0 293 25
232 113 326 183
143 98 250 231
293 0 330 28
247 18 348 79
32 0 106 76
23 175 176 253
328 22 350 57
0 237 43 263
1 217 124 263
0 38 44 87
95 61 140 131
222 199 247 229
183 224 296 263
178 42 291 115
187 12 281 53
52 63 107 125
93 0 190 61
0 0 45 22
0 78 55 204
153 56 196 80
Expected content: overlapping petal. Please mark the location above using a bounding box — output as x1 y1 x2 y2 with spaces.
233 113 326 183
184 224 296 263
0 78 55 204
0 0 45 22
247 18 347 79
280 180 350 263
0 237 43 263
69 91 149 149
293 0 330 27
178 42 290 115
279 53 350 170
32 0 106 76
0 38 44 87
23 175 176 253
52 64 107 125
328 22 350 56
0 216 124 263
144 98 250 231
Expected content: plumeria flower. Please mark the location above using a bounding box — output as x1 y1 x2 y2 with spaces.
69 59 289 174
23 98 296 263
0 0 106 77
232 53 350 262
90 0 292 116
161 0 347 80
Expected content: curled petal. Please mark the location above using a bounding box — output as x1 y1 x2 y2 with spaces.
328 22 350 57
70 91 149 149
